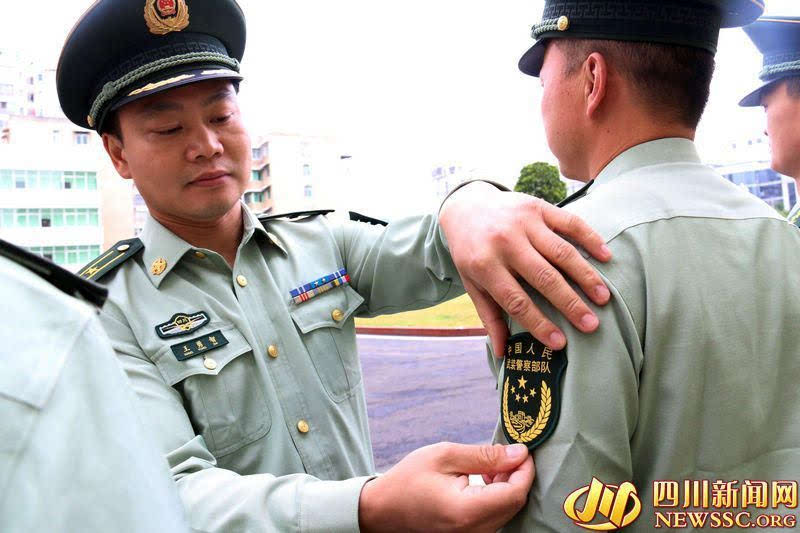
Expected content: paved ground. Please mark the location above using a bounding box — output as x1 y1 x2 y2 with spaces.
358 335 500 471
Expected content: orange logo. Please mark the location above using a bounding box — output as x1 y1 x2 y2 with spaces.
564 477 642 531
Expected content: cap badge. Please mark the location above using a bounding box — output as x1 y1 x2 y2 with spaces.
557 15 570 32
144 0 190 35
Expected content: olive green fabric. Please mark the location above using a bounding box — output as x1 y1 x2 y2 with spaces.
493 138 800 531
0 254 190 533
98 206 463 532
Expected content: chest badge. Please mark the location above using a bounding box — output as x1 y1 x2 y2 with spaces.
501 332 567 451
156 311 210 339
171 330 228 362
290 268 350 305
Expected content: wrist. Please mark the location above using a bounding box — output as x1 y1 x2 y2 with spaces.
358 477 382 533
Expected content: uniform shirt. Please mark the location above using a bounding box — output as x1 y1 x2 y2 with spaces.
494 139 800 531
0 254 190 533
98 205 463 532
787 201 800 228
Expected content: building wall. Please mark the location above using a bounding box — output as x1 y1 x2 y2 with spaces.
0 115 133 271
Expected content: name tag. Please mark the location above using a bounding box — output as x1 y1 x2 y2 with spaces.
171 330 229 361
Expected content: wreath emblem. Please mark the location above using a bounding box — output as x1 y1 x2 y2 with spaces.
503 378 551 443
144 0 189 35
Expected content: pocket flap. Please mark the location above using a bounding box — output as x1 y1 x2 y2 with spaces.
289 284 364 334
152 326 252 386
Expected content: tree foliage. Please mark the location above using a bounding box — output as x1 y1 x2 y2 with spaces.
513 162 566 204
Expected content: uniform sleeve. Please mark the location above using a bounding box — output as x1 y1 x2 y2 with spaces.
99 304 373 533
333 213 465 316
497 270 644 531
0 314 191 533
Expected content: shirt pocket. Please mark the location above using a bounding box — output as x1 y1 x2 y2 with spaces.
152 326 271 458
290 284 365 402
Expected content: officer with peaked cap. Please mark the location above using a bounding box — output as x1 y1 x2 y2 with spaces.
740 16 800 226
54 0 643 531
489 1 800 530
0 239 191 532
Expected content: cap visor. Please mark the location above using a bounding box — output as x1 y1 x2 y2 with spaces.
110 67 244 114
738 79 780 107
519 40 547 77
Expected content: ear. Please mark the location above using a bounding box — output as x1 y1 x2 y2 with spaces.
581 52 608 119
102 133 132 180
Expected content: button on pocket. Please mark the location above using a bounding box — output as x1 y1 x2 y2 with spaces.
153 327 271 457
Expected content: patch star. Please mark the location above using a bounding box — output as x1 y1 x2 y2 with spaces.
515 394 521 402
517 376 528 390
511 386 516 393
522 395 529 403
530 389 536 398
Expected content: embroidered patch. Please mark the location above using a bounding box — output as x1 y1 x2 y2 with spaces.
156 311 210 339
501 332 567 451
290 269 350 305
171 330 228 361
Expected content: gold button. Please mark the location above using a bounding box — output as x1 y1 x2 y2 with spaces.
297 420 310 434
194 251 207 259
116 244 130 252
268 345 279 358
236 275 248 287
331 309 344 322
151 258 167 276
204 358 217 370
557 15 570 32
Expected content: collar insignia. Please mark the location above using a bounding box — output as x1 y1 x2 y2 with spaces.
501 332 567 451
290 268 350 305
156 311 210 339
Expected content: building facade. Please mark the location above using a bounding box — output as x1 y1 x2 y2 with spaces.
0 115 134 271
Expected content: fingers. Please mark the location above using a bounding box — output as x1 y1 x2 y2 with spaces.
541 202 611 263
437 442 529 475
479 268 567 350
527 224 611 309
459 456 535 530
463 280 509 358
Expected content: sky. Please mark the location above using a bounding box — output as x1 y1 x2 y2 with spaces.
1 0 798 213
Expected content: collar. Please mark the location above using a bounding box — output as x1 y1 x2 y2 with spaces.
593 138 701 187
140 203 286 288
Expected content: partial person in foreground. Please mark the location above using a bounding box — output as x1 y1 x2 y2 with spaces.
0 240 191 533
739 16 800 226
492 1 800 530
49 0 634 531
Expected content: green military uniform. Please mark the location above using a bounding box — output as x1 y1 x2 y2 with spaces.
495 139 800 530
739 16 800 227
0 240 191 533
93 208 462 531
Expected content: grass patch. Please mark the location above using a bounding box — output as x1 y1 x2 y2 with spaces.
355 294 481 328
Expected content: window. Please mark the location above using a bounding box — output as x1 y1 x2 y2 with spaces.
264 164 270 177
27 93 34 103
250 170 261 181
0 169 11 189
52 130 60 144
265 186 272 199
0 102 6 110
73 132 89 145
304 185 313 198
303 164 311 177
41 208 51 227
88 172 97 190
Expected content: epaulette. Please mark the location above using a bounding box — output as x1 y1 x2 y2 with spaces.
258 209 335 222
78 238 144 283
349 211 388 227
0 239 108 308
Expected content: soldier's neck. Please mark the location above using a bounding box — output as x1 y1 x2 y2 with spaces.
152 205 244 267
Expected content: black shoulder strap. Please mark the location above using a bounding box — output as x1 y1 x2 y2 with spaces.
258 209 335 223
349 211 388 227
0 239 108 308
78 238 144 283
557 179 595 208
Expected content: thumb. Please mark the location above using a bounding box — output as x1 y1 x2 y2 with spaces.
440 443 529 475
463 280 509 358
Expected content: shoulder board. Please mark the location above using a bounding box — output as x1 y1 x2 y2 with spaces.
349 211 388 226
78 238 144 283
0 239 108 308
258 209 335 222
